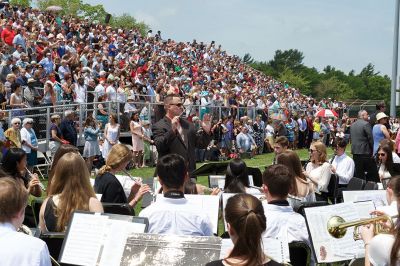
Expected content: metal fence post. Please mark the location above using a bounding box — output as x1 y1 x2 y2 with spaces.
78 103 83 146
148 101 151 122
45 106 50 151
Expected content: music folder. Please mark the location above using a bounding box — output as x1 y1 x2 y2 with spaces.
58 211 149 266
303 201 375 263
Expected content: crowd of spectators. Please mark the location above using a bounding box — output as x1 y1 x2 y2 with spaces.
0 3 354 163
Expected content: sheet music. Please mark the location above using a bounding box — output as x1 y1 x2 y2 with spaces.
61 213 108 266
209 175 225 189
209 175 254 189
220 237 290 263
99 221 147 266
222 193 266 230
60 212 147 266
304 201 375 263
343 190 388 207
115 175 137 198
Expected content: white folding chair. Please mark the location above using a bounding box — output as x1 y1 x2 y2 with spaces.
45 150 53 164
34 151 52 180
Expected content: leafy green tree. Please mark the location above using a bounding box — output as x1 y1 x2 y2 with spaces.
36 0 81 16
110 13 149 35
315 77 354 100
79 3 108 23
10 0 31 7
359 63 379 77
36 0 149 34
242 53 254 64
268 49 304 74
279 67 311 95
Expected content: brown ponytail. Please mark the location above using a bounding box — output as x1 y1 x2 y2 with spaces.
224 193 266 266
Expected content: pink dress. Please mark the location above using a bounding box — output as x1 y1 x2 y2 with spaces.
131 121 144 152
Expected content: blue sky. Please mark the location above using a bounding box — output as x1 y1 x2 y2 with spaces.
84 0 396 76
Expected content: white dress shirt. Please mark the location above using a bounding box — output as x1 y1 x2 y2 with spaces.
139 196 213 236
331 153 355 185
0 223 51 266
262 202 311 248
369 234 394 266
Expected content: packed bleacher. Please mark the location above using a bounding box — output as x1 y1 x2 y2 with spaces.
0 2 399 266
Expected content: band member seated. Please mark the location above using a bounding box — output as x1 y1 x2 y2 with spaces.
276 150 315 202
303 141 331 200
206 194 282 266
139 154 213 236
360 176 400 266
272 136 289 165
330 138 355 187
94 144 150 208
0 177 51 266
376 144 400 181
262 164 312 249
378 177 399 217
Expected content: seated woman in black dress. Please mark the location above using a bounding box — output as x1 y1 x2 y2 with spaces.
206 193 282 266
94 144 150 207
39 152 103 232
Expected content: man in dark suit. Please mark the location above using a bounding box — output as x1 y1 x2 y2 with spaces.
152 94 212 177
60 110 77 146
350 110 379 182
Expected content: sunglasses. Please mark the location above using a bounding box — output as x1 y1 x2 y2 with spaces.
378 153 386 157
170 103 183 107
14 122 20 125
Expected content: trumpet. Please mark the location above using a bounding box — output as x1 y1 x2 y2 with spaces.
327 214 398 240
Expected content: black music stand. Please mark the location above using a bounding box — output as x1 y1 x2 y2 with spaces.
191 162 230 176
192 162 263 187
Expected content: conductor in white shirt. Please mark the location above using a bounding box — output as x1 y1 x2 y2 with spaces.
330 138 355 187
261 164 312 250
0 177 51 266
139 154 213 236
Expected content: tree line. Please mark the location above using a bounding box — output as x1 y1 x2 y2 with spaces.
9 0 149 35
243 49 391 104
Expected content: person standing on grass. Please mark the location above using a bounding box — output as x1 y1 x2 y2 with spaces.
152 94 212 178
83 116 102 173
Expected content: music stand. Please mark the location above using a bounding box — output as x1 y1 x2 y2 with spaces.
193 162 263 187
191 161 230 176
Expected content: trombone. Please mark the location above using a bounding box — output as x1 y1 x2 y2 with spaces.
327 214 398 240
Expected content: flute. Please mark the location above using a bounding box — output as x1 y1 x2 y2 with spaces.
121 169 142 183
25 168 46 191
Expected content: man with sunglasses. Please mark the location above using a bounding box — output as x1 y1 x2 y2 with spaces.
152 94 212 178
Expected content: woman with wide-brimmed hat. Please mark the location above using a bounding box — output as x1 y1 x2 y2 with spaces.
373 112 390 155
